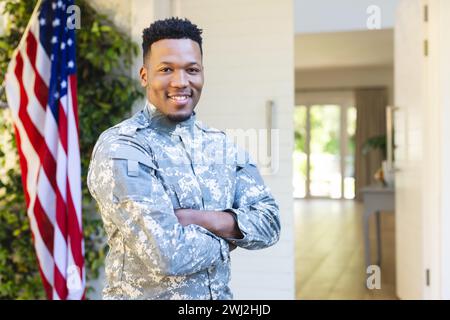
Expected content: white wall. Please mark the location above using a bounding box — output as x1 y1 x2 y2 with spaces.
294 0 400 34
294 30 393 69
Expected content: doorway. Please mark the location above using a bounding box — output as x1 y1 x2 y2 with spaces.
293 92 356 199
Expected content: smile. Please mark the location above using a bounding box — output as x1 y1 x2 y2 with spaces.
169 95 190 102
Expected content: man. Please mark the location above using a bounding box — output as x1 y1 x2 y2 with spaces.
87 17 280 300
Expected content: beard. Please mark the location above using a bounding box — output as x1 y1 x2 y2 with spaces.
166 106 195 123
167 113 191 122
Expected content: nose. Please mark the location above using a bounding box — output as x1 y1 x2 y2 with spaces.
170 70 188 88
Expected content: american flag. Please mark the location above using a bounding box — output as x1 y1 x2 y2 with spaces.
4 0 85 299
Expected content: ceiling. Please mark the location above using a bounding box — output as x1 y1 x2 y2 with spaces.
294 0 399 34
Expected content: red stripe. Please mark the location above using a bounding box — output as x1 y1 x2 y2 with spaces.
25 32 48 111
69 75 79 133
27 222 53 300
58 102 68 153
53 264 68 300
67 181 84 275
35 241 53 300
33 196 54 254
13 125 30 207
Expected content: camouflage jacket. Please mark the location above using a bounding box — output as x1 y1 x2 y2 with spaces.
87 102 280 300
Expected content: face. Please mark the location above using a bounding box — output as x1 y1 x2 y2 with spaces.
140 38 204 122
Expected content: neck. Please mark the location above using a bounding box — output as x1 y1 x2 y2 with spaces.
144 100 196 133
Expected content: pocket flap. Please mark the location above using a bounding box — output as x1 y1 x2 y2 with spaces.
111 145 158 172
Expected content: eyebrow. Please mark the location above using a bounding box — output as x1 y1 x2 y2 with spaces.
157 61 200 67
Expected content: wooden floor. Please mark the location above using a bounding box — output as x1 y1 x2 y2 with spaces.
295 199 397 300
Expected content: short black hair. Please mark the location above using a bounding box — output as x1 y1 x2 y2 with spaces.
142 17 203 62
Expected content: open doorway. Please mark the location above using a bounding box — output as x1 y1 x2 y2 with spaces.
294 93 356 199
294 0 398 300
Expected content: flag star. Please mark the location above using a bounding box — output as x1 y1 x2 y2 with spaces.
39 18 46 26
57 0 63 8
52 18 60 27
60 42 66 50
51 54 54 61
51 36 57 44
54 92 59 99
67 38 73 46
52 2 56 9
61 81 67 88
68 60 74 68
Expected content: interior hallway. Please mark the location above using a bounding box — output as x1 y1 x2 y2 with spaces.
295 199 397 299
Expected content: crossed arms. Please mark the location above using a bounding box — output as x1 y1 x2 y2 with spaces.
88 139 280 276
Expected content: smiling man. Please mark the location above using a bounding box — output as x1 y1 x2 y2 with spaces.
87 18 280 300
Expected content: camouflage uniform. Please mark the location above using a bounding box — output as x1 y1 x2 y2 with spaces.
87 102 280 300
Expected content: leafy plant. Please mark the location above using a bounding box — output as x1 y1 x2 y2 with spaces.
362 134 387 159
0 0 143 299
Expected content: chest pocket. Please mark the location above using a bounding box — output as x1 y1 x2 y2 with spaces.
155 158 203 210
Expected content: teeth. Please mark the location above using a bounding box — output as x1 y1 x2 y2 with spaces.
170 95 189 101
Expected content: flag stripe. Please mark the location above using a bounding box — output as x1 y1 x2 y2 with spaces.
13 126 31 207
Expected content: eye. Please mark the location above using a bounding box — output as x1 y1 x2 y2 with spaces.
187 68 200 73
160 67 172 73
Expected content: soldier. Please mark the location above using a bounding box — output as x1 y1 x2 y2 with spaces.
87 17 280 300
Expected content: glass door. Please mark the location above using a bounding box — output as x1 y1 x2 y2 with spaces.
293 104 356 199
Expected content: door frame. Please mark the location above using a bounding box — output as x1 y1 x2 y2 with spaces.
423 0 450 300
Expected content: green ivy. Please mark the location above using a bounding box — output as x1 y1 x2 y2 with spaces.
0 0 143 299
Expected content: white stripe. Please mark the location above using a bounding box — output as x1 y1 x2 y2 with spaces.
56 139 67 200
67 240 84 300
30 19 51 86
43 105 61 161
53 225 68 293
52 289 61 300
19 39 60 163
5 69 40 210
66 78 82 228
27 203 55 288
20 46 46 137
67 78 85 298
4 54 20 117
36 167 56 225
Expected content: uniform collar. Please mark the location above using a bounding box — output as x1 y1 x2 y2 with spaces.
143 100 196 135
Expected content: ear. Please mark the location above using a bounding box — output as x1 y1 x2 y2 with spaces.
139 66 148 87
